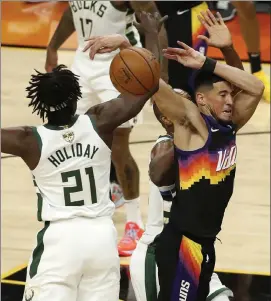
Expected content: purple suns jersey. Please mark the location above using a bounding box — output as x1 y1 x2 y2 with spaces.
171 114 237 238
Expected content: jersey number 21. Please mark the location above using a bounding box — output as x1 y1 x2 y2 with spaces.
61 167 97 206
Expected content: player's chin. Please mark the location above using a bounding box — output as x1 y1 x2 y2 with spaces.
219 111 233 122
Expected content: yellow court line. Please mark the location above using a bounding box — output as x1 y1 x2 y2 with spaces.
1 279 26 285
1 262 28 279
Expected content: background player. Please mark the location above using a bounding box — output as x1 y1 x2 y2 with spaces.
154 1 210 96
215 0 270 103
45 0 168 256
1 65 158 301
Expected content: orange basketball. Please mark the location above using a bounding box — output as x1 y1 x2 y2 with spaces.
109 47 160 96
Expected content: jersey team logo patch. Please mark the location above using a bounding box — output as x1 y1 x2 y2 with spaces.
63 131 75 143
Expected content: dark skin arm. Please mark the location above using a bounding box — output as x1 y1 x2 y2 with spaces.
86 87 158 147
149 138 175 186
45 6 75 72
129 1 168 83
1 127 40 170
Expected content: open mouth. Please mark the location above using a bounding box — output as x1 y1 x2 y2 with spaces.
223 109 232 115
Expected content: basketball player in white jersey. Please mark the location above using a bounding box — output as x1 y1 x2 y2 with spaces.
45 0 168 256
1 65 158 301
130 99 233 301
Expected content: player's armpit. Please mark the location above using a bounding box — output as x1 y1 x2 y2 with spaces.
149 140 175 186
232 90 262 131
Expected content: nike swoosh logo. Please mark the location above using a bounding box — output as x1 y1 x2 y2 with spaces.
211 128 219 132
177 9 189 16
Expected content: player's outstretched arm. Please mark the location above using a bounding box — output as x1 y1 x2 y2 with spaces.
149 138 175 187
45 6 75 72
129 1 169 83
1 127 39 169
86 86 158 144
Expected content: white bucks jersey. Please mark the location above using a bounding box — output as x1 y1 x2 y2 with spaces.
32 115 114 222
69 1 141 61
140 135 174 244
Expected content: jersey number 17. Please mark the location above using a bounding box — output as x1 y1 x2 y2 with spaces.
80 18 93 38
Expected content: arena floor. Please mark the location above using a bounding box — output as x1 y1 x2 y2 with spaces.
1 46 270 301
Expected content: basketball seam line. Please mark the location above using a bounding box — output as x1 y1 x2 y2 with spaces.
128 48 155 85
111 56 136 95
119 51 149 93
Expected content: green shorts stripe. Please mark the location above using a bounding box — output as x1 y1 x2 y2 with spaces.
29 221 50 279
145 242 158 301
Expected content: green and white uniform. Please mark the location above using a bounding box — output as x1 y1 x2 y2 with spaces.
23 115 120 301
130 135 233 301
69 1 142 127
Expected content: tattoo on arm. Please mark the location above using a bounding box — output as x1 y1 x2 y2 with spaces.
48 6 75 50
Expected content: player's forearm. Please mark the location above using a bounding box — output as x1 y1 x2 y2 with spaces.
149 149 175 186
130 1 168 83
221 46 244 71
213 60 264 96
48 6 75 51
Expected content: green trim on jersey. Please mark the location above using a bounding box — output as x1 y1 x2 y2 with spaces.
206 287 232 301
33 177 43 221
145 242 158 301
29 221 50 279
125 8 138 46
31 127 42 151
87 114 98 132
44 115 79 130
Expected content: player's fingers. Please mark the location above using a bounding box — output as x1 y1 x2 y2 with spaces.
216 12 224 25
197 35 209 43
83 42 93 52
84 36 101 42
197 14 210 30
163 48 186 57
200 11 213 27
163 53 179 61
176 41 192 51
159 15 168 25
89 42 104 59
133 20 143 33
207 9 218 24
97 47 113 54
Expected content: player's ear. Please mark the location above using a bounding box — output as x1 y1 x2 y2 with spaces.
195 92 205 107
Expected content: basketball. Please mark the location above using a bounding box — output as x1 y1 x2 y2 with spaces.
109 47 160 96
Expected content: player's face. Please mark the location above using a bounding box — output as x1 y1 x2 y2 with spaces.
206 81 233 122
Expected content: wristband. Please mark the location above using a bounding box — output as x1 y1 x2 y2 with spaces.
201 57 217 73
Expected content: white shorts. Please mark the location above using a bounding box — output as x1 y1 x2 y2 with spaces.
23 216 120 301
71 54 143 128
130 241 233 301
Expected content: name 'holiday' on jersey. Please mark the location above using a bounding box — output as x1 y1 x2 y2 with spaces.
31 115 115 222
172 114 237 238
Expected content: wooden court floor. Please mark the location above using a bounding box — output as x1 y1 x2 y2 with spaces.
1 47 270 277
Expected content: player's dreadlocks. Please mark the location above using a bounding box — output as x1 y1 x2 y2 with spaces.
26 65 82 123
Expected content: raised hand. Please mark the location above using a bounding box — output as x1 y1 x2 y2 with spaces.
134 11 168 34
197 9 232 49
83 34 131 60
163 41 206 70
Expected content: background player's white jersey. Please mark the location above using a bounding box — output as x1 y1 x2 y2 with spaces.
69 1 142 65
140 135 173 244
32 115 115 222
